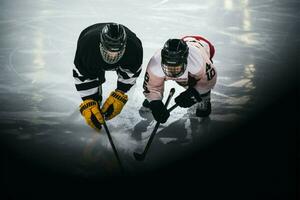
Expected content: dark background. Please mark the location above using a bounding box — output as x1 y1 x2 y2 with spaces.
1 75 298 199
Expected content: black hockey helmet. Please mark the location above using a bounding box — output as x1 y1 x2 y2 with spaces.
161 39 189 77
100 23 127 65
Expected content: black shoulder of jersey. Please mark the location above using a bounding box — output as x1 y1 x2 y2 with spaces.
120 27 143 73
74 23 143 77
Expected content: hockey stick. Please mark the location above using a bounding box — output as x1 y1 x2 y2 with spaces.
167 104 178 113
100 111 124 173
133 88 176 161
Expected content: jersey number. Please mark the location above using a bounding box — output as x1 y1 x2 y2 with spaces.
206 63 216 81
143 72 150 93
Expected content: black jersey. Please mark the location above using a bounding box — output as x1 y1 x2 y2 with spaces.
73 23 143 101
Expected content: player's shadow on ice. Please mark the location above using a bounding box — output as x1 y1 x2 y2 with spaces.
131 106 214 159
131 97 244 168
131 107 154 140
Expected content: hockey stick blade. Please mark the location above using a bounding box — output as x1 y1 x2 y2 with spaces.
133 152 145 161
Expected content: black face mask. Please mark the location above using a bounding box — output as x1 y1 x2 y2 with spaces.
99 43 125 65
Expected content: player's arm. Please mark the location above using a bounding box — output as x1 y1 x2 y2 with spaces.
116 65 142 93
73 38 102 102
116 36 143 93
143 59 169 123
73 67 104 131
174 71 203 108
100 66 142 121
174 62 216 108
193 62 217 94
100 47 143 119
143 69 165 101
73 67 101 101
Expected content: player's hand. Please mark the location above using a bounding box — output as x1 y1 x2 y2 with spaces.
80 99 104 131
149 100 170 123
101 90 128 120
175 87 202 108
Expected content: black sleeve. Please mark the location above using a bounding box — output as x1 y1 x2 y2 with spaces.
116 67 142 92
73 24 106 101
116 34 143 92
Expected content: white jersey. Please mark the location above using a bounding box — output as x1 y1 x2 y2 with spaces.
143 36 217 101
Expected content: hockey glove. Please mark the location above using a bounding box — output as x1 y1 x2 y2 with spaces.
175 87 202 108
149 100 170 123
80 99 104 131
101 90 128 120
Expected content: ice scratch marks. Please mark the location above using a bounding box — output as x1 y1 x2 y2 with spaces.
7 47 27 82
218 30 260 46
213 90 251 106
150 0 169 8
228 79 251 88
212 91 231 98
159 138 177 144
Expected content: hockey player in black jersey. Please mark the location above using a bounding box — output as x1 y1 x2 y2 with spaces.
73 23 143 131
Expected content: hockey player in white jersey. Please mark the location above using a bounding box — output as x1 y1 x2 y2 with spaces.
142 36 217 123
73 23 143 131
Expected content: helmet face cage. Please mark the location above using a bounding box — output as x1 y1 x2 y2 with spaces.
100 23 127 65
99 43 125 65
161 63 187 78
161 39 189 78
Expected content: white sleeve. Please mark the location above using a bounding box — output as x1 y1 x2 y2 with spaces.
143 51 166 101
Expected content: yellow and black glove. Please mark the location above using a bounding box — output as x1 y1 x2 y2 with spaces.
101 90 128 120
79 99 104 131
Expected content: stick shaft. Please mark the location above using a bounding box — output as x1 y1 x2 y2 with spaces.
100 112 124 172
139 88 175 158
167 104 178 113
